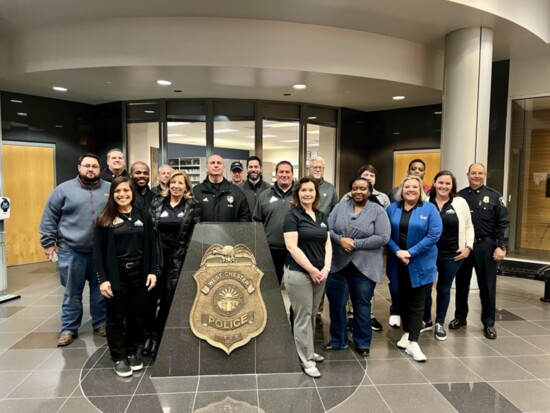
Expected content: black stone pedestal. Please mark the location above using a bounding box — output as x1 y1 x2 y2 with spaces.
151 222 302 377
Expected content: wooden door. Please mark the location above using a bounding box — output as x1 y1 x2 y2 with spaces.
393 151 440 188
2 144 55 265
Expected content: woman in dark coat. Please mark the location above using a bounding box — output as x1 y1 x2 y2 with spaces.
142 170 201 358
95 176 158 377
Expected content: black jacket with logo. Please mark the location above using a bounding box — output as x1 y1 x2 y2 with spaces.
193 178 251 222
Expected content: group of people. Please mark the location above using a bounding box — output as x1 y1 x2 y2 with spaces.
39 150 508 379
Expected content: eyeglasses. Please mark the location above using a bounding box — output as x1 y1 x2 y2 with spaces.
80 164 100 169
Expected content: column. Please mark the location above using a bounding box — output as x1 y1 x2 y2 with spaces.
441 27 493 189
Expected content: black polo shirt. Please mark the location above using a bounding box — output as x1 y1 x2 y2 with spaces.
157 198 187 249
283 207 328 272
430 198 459 254
113 209 144 261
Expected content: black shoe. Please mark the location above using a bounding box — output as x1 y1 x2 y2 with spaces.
483 326 497 340
126 354 143 371
323 343 349 352
448 319 467 330
149 338 159 359
141 337 153 357
371 318 382 331
356 347 370 357
347 317 354 331
114 359 132 377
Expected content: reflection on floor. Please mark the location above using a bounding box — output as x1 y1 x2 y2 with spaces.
0 262 550 412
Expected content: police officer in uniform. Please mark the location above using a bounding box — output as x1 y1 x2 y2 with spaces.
449 163 509 339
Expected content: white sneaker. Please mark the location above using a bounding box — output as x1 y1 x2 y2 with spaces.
397 333 409 349
303 366 321 378
389 315 401 328
405 341 427 362
313 353 324 362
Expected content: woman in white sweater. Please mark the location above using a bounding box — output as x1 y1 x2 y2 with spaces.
426 170 474 341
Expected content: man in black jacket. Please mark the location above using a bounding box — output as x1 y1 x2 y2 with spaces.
193 154 251 222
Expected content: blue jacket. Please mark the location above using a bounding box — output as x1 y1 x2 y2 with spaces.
386 201 442 290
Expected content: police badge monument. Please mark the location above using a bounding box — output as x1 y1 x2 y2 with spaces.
151 223 301 377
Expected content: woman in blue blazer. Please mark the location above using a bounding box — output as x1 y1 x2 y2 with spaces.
386 175 442 362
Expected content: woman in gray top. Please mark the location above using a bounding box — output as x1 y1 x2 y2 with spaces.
323 178 391 357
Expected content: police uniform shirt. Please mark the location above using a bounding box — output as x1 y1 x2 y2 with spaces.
283 207 328 272
157 198 187 249
458 185 509 249
113 209 144 261
430 198 459 254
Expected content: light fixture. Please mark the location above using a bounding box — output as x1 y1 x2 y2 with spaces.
17 112 28 116
293 84 307 90
10 99 23 103
213 128 239 134
55 124 63 128
434 111 442 115
52 86 68 92
157 80 172 86
168 133 185 138
307 116 317 120
174 89 182 93
283 93 291 96
392 95 405 100
144 110 155 114
393 132 400 135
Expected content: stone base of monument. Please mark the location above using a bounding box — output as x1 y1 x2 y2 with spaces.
151 222 302 377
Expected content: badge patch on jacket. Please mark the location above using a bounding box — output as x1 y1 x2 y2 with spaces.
134 219 144 227
160 211 169 218
227 196 234 204
419 214 428 220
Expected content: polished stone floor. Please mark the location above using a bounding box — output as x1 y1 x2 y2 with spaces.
1 262 550 412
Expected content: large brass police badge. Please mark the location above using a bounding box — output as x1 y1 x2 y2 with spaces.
190 244 267 354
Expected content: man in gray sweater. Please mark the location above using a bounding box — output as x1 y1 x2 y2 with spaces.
39 153 110 346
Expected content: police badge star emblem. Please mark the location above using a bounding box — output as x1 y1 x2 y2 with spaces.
190 244 267 354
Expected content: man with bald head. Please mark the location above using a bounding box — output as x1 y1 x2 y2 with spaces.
193 154 251 222
449 163 509 340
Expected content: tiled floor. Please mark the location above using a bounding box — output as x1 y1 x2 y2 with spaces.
1 262 549 412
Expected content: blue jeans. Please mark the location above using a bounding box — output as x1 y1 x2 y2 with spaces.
326 271 375 349
434 253 463 325
58 244 106 334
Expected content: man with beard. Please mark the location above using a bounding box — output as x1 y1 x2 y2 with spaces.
240 156 271 212
40 154 111 346
152 164 173 194
130 161 155 210
100 148 128 182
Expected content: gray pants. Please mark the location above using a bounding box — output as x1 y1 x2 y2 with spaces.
284 266 326 369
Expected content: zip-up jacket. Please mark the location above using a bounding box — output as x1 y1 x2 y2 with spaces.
193 178 251 222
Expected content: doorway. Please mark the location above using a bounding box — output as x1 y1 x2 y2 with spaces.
2 142 55 265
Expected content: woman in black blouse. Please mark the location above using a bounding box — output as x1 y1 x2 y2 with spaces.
143 170 200 358
94 176 158 377
283 177 332 378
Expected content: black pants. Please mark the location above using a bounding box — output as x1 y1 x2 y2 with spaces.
106 265 147 361
396 262 429 342
454 239 497 327
270 247 288 285
154 250 183 342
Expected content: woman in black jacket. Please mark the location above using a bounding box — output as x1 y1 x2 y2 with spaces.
94 176 158 377
142 170 201 358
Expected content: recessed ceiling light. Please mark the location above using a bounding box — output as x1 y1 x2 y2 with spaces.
106 81 113 84
307 116 317 120
55 124 63 128
10 99 23 103
144 110 155 114
17 112 28 116
434 111 442 115
392 95 405 100
293 84 307 90
53 86 68 92
393 132 400 135
157 80 172 86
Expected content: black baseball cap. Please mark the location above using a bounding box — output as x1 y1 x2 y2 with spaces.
230 161 244 171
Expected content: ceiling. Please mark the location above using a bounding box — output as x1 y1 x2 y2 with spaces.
1 0 549 111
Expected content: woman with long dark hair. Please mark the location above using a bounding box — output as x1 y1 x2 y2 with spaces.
94 176 158 377
143 170 200 358
283 177 332 378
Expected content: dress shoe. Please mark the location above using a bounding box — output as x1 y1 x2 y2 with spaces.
323 343 348 351
448 319 467 329
57 332 76 347
94 325 107 337
149 338 159 358
356 347 370 357
141 337 153 357
483 326 497 340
